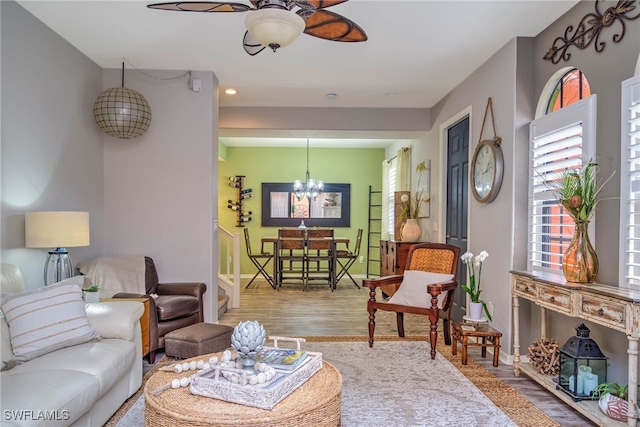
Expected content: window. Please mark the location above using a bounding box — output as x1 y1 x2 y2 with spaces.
619 76 640 288
387 157 397 240
528 96 597 273
546 69 591 114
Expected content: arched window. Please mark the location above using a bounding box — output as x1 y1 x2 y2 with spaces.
528 68 596 274
546 68 591 114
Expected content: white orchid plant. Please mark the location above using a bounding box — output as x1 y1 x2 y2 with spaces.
460 250 492 321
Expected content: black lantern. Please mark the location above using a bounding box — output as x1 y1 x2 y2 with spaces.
556 323 607 401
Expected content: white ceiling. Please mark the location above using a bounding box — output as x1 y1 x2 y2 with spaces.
17 0 579 147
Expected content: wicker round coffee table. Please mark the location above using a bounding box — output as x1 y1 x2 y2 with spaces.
144 354 342 427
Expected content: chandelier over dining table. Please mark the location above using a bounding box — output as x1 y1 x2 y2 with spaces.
293 138 323 201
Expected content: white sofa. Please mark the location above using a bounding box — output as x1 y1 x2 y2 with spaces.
0 264 144 427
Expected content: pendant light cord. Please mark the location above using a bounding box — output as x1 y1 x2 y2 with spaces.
306 138 310 175
123 57 191 81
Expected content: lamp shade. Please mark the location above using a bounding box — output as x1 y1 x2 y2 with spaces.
25 211 90 248
93 86 151 139
244 8 305 51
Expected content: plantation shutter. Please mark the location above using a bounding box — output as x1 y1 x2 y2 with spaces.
620 76 640 288
528 96 597 273
388 158 397 240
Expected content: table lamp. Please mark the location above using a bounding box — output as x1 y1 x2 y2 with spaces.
25 211 90 285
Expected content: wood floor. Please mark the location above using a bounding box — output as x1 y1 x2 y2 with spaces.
219 278 595 427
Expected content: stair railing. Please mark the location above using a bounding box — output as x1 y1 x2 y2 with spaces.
217 225 241 308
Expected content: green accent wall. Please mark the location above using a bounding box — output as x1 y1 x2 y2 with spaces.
218 145 384 277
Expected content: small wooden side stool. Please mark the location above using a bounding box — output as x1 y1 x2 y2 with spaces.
451 321 502 367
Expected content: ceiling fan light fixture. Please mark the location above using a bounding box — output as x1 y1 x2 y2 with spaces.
244 8 305 52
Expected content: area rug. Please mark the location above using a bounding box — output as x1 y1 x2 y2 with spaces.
104 337 559 427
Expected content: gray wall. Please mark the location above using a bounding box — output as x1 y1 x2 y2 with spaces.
101 68 218 321
426 37 523 358
1 1 104 286
530 0 639 384
1 1 219 322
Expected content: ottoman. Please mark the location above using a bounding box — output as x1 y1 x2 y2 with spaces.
164 323 233 359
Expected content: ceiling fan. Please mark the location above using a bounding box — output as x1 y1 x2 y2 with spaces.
147 0 367 56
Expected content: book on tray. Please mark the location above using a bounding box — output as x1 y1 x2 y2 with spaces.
258 349 308 371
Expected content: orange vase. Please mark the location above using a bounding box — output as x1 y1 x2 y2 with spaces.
562 221 599 283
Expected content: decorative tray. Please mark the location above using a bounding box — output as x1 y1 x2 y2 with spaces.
189 347 323 410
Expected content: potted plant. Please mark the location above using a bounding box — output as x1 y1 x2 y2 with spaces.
460 250 492 321
545 160 615 283
400 161 430 242
400 161 430 222
592 381 639 422
82 285 100 303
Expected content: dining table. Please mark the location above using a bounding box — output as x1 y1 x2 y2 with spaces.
262 233 349 290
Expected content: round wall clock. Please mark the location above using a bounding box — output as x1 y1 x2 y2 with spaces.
471 137 504 203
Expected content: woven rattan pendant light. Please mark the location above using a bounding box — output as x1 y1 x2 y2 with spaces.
93 63 151 139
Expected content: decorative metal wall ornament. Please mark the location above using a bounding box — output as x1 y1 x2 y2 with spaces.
543 0 640 64
93 63 152 139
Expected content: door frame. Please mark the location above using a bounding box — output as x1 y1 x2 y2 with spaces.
438 106 472 317
437 106 472 242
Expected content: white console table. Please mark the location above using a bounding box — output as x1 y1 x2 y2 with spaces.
511 270 640 427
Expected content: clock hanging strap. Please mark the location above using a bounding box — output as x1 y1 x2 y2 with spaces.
479 97 502 146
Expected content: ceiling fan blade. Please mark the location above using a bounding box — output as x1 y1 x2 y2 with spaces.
303 9 367 42
243 31 267 56
147 2 252 12
303 0 349 10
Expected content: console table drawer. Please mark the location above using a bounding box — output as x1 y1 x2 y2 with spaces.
538 284 572 313
580 293 626 332
513 276 536 299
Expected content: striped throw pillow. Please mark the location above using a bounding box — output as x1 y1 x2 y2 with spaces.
1 276 99 363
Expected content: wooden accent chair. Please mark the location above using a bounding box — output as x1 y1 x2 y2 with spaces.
243 228 274 289
362 243 460 359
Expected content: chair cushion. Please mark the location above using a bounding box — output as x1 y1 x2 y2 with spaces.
155 295 200 321
0 277 99 364
387 270 454 309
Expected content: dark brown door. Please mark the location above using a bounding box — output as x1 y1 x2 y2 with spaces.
446 118 469 320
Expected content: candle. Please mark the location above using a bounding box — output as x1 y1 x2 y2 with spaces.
577 365 591 394
577 374 584 394
568 375 576 392
578 365 592 375
583 373 598 396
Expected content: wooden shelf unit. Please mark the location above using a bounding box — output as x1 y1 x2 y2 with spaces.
511 270 640 426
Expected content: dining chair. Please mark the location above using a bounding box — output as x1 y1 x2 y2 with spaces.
243 228 275 289
335 228 363 289
277 228 306 288
306 229 335 290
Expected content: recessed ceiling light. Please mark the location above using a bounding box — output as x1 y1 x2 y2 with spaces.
326 93 338 99
385 92 398 97
225 88 237 95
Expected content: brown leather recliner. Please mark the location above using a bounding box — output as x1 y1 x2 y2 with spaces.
112 257 206 363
